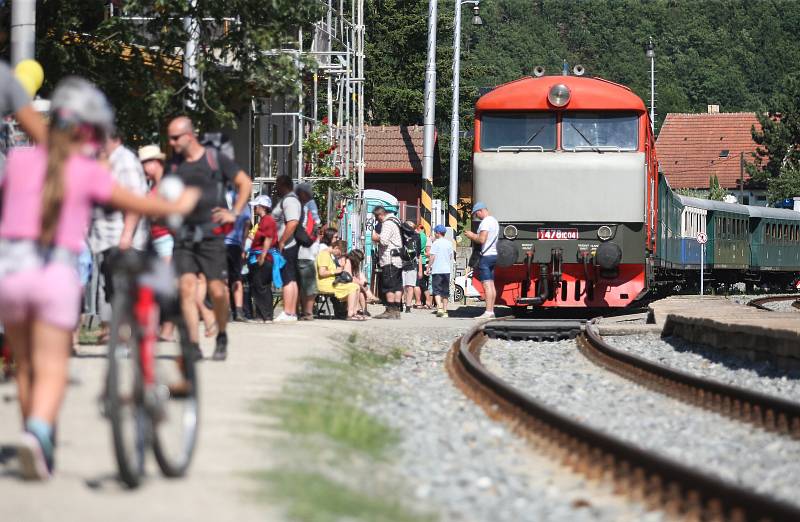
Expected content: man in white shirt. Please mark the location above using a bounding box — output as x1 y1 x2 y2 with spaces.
272 175 302 321
464 202 498 319
371 206 403 319
89 133 149 330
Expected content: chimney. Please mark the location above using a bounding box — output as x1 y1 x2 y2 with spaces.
707 104 720 114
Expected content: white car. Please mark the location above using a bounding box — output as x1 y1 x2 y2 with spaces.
453 269 482 303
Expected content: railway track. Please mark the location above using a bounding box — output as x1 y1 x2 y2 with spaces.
447 319 800 521
748 295 800 311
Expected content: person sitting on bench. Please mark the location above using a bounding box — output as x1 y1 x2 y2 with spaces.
315 237 365 321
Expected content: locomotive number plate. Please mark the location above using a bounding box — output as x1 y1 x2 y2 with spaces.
537 228 578 240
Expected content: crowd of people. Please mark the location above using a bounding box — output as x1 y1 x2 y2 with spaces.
0 70 500 481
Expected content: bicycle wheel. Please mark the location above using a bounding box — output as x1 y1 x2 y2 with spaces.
106 298 148 488
152 318 199 478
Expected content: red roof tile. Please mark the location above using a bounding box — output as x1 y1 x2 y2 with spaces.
656 112 761 189
365 125 426 174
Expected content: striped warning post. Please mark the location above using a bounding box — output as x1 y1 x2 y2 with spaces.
420 179 433 235
447 201 458 231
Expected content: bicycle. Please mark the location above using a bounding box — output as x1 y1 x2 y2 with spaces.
102 249 199 488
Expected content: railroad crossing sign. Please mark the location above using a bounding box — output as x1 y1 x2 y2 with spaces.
696 232 708 245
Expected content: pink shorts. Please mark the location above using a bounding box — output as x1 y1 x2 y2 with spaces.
0 263 81 331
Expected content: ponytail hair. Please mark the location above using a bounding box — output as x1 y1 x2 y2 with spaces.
39 128 72 246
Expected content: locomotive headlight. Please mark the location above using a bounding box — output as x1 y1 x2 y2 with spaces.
504 224 518 240
597 225 613 241
547 83 571 107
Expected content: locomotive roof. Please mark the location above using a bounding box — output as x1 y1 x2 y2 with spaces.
476 76 647 112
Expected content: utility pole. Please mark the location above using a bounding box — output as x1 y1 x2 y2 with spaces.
740 151 745 203
183 0 199 110
420 0 438 235
11 0 36 65
447 0 482 232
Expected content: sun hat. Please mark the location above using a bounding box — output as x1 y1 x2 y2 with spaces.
472 202 487 214
251 195 272 208
434 224 447 234
138 144 166 162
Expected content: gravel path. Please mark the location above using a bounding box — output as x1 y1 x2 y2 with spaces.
481 338 800 507
363 327 661 522
606 333 800 401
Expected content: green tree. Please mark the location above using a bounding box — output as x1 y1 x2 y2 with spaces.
29 0 320 143
749 74 800 202
708 175 727 201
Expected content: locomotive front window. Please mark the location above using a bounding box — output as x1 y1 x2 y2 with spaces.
562 112 639 151
480 112 557 151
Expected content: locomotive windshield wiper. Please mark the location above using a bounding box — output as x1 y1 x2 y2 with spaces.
525 125 546 145
569 123 600 152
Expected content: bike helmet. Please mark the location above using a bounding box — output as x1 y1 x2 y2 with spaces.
50 77 115 137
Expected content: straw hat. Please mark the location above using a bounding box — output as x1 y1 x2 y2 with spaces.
138 144 166 162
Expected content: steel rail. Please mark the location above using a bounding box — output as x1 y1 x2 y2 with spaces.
748 295 800 311
579 323 800 438
447 320 800 521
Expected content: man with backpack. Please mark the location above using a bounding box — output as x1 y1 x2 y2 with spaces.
167 116 252 360
400 220 421 313
371 206 403 319
295 182 321 320
272 175 303 322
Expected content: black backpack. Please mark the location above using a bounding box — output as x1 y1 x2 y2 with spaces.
397 221 419 263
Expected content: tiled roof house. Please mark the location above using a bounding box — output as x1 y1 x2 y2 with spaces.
364 125 441 211
656 111 766 205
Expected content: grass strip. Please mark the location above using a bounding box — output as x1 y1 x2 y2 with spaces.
258 470 430 522
254 333 433 521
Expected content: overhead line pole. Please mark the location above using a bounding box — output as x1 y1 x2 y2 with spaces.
420 0 438 235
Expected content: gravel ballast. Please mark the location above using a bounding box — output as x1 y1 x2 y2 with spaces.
481 337 800 507
606 333 800 401
363 327 660 522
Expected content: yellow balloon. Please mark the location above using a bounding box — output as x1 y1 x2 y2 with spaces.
14 59 44 96
15 73 38 98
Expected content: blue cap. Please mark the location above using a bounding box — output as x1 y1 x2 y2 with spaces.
472 201 487 214
434 224 446 234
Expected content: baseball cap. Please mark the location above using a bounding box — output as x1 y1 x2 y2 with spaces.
472 202 487 214
434 224 446 234
251 195 272 208
138 144 166 162
295 182 313 196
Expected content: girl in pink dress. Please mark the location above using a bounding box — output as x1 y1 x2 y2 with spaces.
0 77 198 480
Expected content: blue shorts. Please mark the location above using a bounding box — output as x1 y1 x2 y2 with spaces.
477 255 497 282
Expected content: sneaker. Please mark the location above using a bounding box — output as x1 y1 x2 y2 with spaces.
234 308 247 322
405 306 412 313
299 313 315 321
274 312 298 322
212 332 228 361
476 311 495 320
436 309 449 318
18 431 53 480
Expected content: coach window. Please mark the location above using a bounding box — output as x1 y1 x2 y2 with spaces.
562 112 638 151
480 112 557 151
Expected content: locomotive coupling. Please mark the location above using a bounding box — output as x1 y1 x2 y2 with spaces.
595 241 622 279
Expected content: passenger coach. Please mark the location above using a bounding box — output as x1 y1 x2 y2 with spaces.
472 74 659 308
